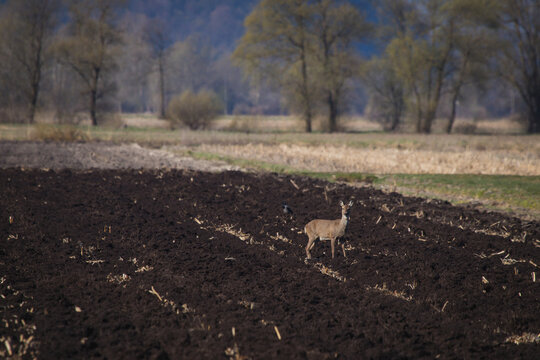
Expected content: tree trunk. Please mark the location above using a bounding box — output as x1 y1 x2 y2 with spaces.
412 87 423 133
389 87 403 131
528 107 540 133
423 69 445 134
390 108 400 131
90 67 100 126
27 26 45 124
90 89 98 126
158 56 165 119
328 92 338 133
422 106 437 134
29 61 42 125
526 85 540 133
446 91 459 134
304 106 312 133
300 46 312 133
29 65 41 124
29 99 37 125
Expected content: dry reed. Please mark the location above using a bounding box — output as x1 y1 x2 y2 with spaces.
197 143 540 175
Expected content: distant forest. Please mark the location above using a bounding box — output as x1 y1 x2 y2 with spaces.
0 0 538 133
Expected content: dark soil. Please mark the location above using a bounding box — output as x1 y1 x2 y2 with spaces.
1 169 539 359
0 141 238 172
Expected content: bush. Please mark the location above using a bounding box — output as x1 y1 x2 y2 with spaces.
99 113 124 129
30 124 89 142
452 121 477 134
167 90 222 130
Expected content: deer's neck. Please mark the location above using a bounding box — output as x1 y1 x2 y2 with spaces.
339 214 349 229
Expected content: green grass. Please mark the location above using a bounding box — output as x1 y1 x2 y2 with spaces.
181 150 540 219
381 174 540 216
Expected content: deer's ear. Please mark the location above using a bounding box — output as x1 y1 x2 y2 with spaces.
348 200 354 207
339 200 344 206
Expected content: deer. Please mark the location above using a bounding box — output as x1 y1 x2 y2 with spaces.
304 200 353 260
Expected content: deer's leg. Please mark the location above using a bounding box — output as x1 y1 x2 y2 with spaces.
331 238 336 259
342 242 346 258
306 236 316 259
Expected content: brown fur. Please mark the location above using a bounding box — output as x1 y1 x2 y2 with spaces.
304 200 353 259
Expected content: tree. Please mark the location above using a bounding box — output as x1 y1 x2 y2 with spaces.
380 0 505 134
311 0 371 132
443 0 499 133
494 0 540 133
362 55 405 131
54 0 125 126
145 19 169 118
168 35 214 95
363 0 414 131
233 0 317 132
214 51 252 115
114 12 154 114
376 0 417 39
386 0 457 134
234 0 370 133
0 0 60 123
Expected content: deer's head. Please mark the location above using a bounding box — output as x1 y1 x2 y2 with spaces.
339 200 354 219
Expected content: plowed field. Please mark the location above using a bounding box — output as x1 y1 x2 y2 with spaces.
1 169 539 359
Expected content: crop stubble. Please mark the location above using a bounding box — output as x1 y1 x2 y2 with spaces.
1 169 539 359
195 143 540 176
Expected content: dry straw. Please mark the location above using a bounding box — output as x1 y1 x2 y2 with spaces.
274 326 282 340
198 143 540 175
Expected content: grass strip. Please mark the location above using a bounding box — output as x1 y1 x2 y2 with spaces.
382 174 540 217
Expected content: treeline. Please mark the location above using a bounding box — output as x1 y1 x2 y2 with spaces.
0 0 258 128
235 0 539 133
369 0 539 134
0 0 538 133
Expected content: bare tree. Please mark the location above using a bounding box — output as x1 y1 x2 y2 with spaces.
115 13 154 113
362 56 404 131
167 35 214 94
145 19 169 118
0 0 60 123
54 0 125 126
311 0 371 132
494 0 540 133
386 1 456 134
233 0 317 132
443 0 499 133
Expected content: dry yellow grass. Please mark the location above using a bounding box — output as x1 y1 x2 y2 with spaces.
211 115 527 134
210 115 383 132
30 124 89 142
196 143 540 175
211 115 304 132
123 116 171 129
2 117 539 176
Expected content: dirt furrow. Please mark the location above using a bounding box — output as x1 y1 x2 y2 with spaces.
1 168 539 359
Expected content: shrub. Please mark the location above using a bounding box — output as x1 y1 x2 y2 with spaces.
453 121 477 134
30 124 89 142
167 90 222 130
99 113 124 129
